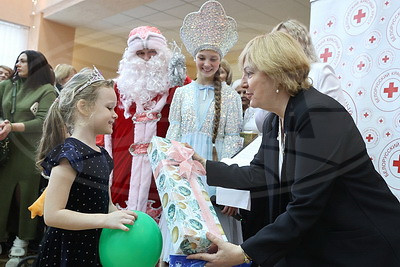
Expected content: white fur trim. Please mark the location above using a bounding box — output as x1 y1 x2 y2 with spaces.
127 32 167 51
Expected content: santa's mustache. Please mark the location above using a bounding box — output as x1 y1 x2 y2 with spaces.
116 51 170 118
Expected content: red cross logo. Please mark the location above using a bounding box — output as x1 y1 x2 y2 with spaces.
365 134 374 142
364 112 369 118
385 1 389 6
384 82 398 98
381 17 385 22
382 55 390 63
358 90 363 96
354 9 366 24
385 132 391 137
369 36 376 43
357 61 365 70
320 48 332 63
327 21 333 27
349 46 354 52
393 155 400 173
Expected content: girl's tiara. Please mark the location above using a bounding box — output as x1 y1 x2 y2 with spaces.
75 66 105 94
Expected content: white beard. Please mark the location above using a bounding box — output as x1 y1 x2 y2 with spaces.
116 48 171 118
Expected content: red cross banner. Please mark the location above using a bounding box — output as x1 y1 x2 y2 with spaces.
310 0 400 200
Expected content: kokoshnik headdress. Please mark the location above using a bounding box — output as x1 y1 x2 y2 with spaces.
180 0 238 59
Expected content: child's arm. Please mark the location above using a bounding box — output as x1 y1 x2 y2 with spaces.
44 158 137 231
108 185 118 213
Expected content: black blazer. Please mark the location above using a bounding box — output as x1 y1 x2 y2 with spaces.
206 87 400 267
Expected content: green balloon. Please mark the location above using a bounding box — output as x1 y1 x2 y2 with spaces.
99 210 162 267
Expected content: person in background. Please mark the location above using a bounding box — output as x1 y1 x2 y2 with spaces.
188 31 400 267
102 25 191 224
255 19 346 132
0 65 14 81
165 1 243 263
232 79 250 114
219 58 233 86
233 78 260 135
0 50 56 267
34 67 137 266
54 63 77 92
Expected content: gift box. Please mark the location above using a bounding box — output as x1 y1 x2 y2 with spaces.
148 136 227 255
169 255 252 267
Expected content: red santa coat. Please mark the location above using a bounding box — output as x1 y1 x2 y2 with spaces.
105 77 191 221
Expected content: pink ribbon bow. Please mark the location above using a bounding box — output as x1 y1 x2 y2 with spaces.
168 140 206 178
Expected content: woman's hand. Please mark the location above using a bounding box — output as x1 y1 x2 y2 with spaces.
221 206 238 217
187 232 244 267
104 210 138 231
183 142 206 167
0 120 11 140
193 151 206 168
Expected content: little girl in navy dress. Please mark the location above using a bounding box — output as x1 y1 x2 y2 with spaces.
34 67 137 266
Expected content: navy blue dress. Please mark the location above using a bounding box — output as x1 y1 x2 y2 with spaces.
35 138 113 267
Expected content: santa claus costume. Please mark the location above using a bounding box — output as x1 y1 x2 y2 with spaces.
103 26 190 223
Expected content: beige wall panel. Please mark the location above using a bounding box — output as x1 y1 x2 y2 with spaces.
37 17 75 68
0 0 32 26
72 44 121 79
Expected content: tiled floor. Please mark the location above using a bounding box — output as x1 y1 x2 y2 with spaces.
0 253 38 267
0 254 8 267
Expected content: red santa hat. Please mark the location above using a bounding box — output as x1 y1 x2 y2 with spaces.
127 26 167 52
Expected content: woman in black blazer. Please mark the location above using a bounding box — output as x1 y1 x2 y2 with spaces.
187 32 400 267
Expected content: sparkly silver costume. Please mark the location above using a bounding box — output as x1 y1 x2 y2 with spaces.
167 81 243 161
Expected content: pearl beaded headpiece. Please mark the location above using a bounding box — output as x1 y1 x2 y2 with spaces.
180 0 238 59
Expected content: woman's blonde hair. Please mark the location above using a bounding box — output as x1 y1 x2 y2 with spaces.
219 59 233 85
238 31 311 96
0 65 14 79
54 63 77 85
36 68 113 170
272 19 319 63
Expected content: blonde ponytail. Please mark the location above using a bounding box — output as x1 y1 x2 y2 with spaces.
36 100 67 171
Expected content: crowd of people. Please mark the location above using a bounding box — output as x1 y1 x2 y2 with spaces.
1 0 400 267
0 50 57 267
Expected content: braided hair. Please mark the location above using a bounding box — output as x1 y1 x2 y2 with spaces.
212 68 222 143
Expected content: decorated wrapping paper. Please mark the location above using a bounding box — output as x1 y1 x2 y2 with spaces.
148 136 227 255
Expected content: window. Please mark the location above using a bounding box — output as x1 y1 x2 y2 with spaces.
0 20 29 69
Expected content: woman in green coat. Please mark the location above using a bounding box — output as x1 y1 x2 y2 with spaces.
0 50 56 263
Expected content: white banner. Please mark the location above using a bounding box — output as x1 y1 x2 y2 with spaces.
310 0 400 200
